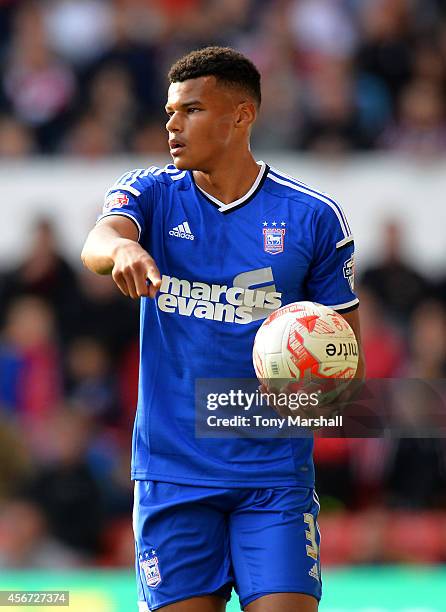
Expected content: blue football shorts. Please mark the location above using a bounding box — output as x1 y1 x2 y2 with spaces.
133 481 322 611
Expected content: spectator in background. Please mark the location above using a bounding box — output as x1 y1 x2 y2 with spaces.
63 63 138 155
405 300 446 378
436 268 446 308
2 2 76 152
355 0 413 108
357 288 405 378
384 435 446 509
376 300 446 510
42 0 114 70
243 2 301 149
0 416 32 500
0 115 34 157
344 287 405 510
0 295 62 422
298 57 367 153
412 40 446 87
88 64 136 142
72 270 139 359
313 436 354 510
361 219 430 326
0 217 80 342
0 496 84 568
380 79 446 155
288 0 357 63
65 336 119 424
130 118 171 154
89 0 165 117
117 337 139 428
0 0 15 59
27 408 105 557
62 113 119 157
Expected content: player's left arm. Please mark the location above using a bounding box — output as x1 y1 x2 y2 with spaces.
305 196 365 377
305 198 366 409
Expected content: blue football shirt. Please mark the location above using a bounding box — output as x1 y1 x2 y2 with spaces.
99 161 358 487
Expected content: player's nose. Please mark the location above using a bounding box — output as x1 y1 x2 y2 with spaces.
166 113 181 133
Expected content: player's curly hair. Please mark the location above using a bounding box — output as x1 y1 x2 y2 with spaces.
168 46 261 107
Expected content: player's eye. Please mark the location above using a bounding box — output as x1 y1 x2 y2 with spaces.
187 107 200 113
166 111 174 118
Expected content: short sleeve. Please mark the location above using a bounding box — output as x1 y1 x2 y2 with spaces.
305 201 359 313
97 168 155 241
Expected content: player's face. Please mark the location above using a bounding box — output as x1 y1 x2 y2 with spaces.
165 76 241 171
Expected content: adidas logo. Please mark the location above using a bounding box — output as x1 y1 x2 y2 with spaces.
308 563 320 581
169 221 195 240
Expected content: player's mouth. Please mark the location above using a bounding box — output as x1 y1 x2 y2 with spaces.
169 140 186 156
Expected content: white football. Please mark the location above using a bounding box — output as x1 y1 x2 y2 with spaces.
253 301 358 391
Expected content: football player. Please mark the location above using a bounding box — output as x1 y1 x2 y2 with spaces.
82 46 365 612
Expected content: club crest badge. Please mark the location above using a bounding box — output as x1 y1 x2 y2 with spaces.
262 221 286 255
140 551 162 588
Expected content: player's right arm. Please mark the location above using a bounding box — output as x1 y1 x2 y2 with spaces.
81 216 161 299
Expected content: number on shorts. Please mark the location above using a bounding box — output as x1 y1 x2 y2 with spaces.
303 513 319 560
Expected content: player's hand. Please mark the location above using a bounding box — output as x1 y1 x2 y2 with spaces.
258 380 358 429
111 239 161 299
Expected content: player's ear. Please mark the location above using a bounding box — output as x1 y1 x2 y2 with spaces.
235 101 256 129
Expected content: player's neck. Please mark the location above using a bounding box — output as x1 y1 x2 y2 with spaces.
193 151 261 205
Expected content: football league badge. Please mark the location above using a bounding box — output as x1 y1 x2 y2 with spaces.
104 191 129 211
343 253 355 291
263 221 286 255
140 550 162 588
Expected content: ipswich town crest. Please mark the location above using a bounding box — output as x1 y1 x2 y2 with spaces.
263 222 286 255
139 551 162 588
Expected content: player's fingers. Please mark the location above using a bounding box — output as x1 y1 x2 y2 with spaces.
145 261 162 298
258 383 269 395
258 383 273 407
112 270 130 297
148 283 160 299
123 270 139 299
134 271 150 298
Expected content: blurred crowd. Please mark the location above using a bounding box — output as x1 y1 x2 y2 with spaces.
0 216 445 569
3 0 446 156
